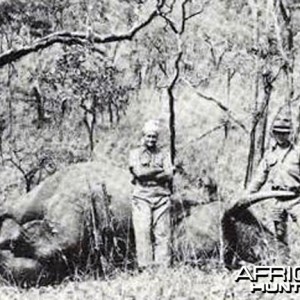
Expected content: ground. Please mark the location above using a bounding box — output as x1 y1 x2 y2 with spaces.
0 265 298 300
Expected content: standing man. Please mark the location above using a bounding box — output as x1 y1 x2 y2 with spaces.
129 120 174 270
247 107 300 262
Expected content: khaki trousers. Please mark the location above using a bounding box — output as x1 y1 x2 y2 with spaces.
272 198 300 263
132 195 171 269
273 209 289 264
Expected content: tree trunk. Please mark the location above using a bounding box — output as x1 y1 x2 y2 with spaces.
108 101 113 125
224 69 232 139
32 86 45 129
168 89 176 166
295 106 300 144
273 0 294 119
259 71 272 159
244 0 260 187
7 65 13 139
83 114 95 154
245 127 257 188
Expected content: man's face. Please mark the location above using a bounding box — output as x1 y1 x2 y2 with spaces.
144 132 158 149
273 131 290 146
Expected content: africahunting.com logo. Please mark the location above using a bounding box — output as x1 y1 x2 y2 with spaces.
235 266 300 293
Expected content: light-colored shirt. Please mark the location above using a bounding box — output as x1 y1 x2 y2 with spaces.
129 145 173 199
247 143 300 193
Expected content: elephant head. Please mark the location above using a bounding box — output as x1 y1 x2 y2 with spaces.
0 161 134 286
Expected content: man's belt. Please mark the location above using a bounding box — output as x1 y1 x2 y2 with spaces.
139 180 168 188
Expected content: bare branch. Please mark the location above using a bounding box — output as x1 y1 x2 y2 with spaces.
272 4 290 65
181 0 207 33
180 124 225 148
181 78 248 133
8 158 26 177
149 39 164 55
216 49 228 70
90 45 106 56
0 1 166 68
184 9 204 21
160 14 179 34
228 69 236 81
269 65 283 84
163 0 177 15
168 52 183 90
252 100 269 129
290 94 300 105
180 0 190 34
158 62 168 76
203 35 217 66
277 93 300 112
184 0 209 22
161 0 204 35
278 0 291 23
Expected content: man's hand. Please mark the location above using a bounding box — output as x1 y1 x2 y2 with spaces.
232 192 251 210
155 171 172 182
133 166 164 181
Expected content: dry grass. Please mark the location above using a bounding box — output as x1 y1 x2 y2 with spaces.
0 265 297 300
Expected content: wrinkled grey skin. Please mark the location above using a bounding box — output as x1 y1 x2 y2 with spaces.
0 161 135 286
0 161 274 286
0 219 45 285
222 204 281 268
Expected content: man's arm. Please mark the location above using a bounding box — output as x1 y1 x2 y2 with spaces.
129 149 164 182
155 170 172 182
246 157 269 193
130 165 164 181
154 152 174 182
233 157 269 209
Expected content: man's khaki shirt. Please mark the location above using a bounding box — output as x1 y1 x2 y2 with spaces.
248 143 300 193
129 146 172 199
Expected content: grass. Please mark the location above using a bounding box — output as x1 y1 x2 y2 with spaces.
0 264 296 300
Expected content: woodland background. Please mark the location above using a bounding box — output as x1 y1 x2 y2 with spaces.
0 0 300 298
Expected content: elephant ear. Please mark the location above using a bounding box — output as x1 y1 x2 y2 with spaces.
4 172 63 224
21 192 86 261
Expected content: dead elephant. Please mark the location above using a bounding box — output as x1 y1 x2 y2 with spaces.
0 161 286 286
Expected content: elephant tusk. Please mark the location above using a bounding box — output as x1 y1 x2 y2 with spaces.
230 190 298 212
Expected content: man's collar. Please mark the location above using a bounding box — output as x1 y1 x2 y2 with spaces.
272 141 293 151
140 144 159 154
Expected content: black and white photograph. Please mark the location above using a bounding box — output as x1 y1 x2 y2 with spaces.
0 0 300 299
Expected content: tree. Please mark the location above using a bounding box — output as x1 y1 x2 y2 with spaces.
245 0 298 186
0 0 167 68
